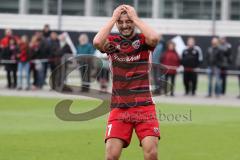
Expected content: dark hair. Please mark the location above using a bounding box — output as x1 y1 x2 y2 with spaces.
121 10 127 15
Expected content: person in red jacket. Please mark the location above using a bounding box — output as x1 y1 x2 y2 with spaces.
1 28 19 48
17 35 31 90
160 41 180 96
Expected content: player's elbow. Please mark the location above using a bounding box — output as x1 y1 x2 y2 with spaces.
147 35 160 47
93 38 102 49
150 34 160 44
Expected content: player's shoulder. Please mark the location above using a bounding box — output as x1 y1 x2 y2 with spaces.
108 34 121 42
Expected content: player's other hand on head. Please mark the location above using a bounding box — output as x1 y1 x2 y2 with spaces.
112 5 125 22
122 5 138 21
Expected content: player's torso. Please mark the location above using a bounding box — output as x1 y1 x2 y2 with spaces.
107 34 154 108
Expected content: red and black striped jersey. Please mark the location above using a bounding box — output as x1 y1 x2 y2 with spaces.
105 33 155 108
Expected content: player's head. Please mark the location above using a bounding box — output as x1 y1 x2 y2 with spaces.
116 11 135 38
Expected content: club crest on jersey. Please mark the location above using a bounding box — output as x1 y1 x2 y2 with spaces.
132 40 140 49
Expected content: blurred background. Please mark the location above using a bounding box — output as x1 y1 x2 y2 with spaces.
0 0 240 99
0 1 240 160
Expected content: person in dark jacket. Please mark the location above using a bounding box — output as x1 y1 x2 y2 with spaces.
42 24 52 39
160 41 180 96
206 37 223 97
219 37 232 95
47 32 60 90
29 34 45 89
16 35 31 90
2 37 19 89
181 37 203 96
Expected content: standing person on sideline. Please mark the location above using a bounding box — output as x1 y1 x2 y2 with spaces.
152 34 165 94
219 37 232 95
48 32 60 90
181 37 203 96
77 33 95 92
17 35 31 90
42 24 52 39
236 41 240 98
93 5 160 160
206 37 223 97
160 41 180 96
42 24 52 84
2 37 19 89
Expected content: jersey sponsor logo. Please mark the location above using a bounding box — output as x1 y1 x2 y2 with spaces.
113 54 141 62
132 40 140 49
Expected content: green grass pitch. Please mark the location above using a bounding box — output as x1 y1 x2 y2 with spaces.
0 96 240 160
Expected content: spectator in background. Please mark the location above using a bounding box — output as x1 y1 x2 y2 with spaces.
42 25 52 82
59 33 72 55
42 24 52 39
17 35 30 90
0 28 18 88
77 33 95 92
152 34 165 94
0 28 19 48
55 33 73 91
206 37 223 97
160 41 180 96
35 31 49 89
181 37 203 96
47 32 60 90
219 37 232 95
2 37 19 89
95 50 110 93
236 41 240 98
29 34 44 90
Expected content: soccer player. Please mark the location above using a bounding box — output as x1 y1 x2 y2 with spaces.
93 5 160 160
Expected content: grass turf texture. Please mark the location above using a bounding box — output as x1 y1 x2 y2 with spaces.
0 96 240 160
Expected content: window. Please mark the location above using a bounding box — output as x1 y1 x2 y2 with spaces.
0 0 18 14
29 0 43 14
230 0 240 20
62 0 84 16
93 0 108 17
137 0 152 18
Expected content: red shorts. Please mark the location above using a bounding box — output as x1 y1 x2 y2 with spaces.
105 105 160 148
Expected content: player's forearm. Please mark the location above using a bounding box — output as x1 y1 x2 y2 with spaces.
133 18 159 47
93 19 115 51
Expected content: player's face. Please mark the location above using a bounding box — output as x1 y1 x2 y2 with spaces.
116 13 135 38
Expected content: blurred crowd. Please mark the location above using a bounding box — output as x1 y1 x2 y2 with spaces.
153 35 240 98
0 24 240 98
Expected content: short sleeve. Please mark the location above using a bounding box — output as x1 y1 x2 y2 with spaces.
102 34 119 55
138 33 155 52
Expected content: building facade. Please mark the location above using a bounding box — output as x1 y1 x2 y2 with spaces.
0 0 240 21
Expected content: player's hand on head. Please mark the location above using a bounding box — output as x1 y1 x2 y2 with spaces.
112 5 124 22
122 5 138 21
